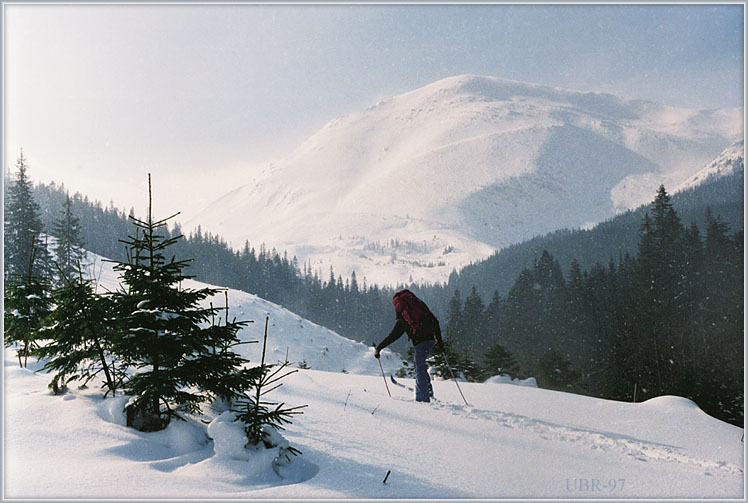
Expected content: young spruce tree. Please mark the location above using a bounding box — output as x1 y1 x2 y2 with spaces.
52 194 86 286
4 241 53 368
428 339 484 382
34 268 124 395
4 150 52 283
231 317 306 460
483 342 519 378
112 175 257 432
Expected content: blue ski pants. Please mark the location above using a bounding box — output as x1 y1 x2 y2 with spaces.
414 339 435 402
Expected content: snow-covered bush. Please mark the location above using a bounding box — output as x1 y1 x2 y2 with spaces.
208 409 301 478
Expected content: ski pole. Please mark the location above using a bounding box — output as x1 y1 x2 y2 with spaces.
442 352 469 406
373 344 391 397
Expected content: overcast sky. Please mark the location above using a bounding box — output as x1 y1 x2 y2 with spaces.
4 3 744 222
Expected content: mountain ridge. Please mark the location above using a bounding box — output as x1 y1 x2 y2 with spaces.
186 75 742 286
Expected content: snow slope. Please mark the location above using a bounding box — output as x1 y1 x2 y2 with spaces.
4 255 744 499
185 75 742 285
674 141 744 193
5 353 744 498
89 253 400 376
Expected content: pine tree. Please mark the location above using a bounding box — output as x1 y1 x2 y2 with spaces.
52 194 85 286
112 175 257 432
444 289 463 342
461 285 485 357
535 349 580 391
428 339 484 382
677 222 704 378
533 250 566 351
4 150 51 282
34 270 123 395
350 271 359 295
483 343 519 378
634 186 686 395
484 290 501 342
703 208 743 373
561 259 595 370
533 250 565 295
4 241 53 367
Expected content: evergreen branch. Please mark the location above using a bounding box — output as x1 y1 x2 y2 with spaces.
262 368 299 388
259 383 284 396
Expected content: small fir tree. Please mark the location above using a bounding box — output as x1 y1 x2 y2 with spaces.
4 240 53 368
52 194 85 285
483 342 520 378
484 290 501 340
231 317 306 458
428 339 484 382
112 175 257 432
34 268 124 395
444 289 463 342
461 285 486 357
4 150 52 282
535 349 581 391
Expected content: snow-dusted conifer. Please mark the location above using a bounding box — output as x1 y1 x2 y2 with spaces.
428 339 483 382
231 317 306 457
536 349 580 391
35 268 123 395
4 241 53 368
483 342 519 378
52 194 85 286
4 150 52 282
112 175 256 432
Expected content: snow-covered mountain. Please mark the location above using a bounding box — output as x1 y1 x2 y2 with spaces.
186 75 742 286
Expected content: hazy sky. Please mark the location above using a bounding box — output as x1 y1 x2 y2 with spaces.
4 3 744 222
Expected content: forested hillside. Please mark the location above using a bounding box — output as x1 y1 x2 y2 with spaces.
429 170 744 310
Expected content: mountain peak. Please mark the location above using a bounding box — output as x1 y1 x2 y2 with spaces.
392 74 658 125
424 74 551 93
188 75 741 286
407 74 558 101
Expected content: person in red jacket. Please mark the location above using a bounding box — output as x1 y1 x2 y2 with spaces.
374 289 444 402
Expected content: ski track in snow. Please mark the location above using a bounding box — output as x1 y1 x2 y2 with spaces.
424 399 742 478
372 375 741 480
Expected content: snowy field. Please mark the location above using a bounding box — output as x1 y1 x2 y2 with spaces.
4 257 744 499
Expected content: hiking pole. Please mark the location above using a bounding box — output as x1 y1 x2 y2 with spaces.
441 352 469 406
373 344 391 397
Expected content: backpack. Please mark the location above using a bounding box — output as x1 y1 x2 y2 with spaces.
392 289 433 336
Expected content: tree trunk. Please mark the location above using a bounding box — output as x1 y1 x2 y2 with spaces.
94 338 115 396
